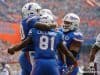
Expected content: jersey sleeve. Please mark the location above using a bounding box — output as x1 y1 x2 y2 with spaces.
73 32 84 43
28 29 33 37
58 31 65 43
20 23 25 40
95 33 100 47
26 16 40 27
28 28 36 38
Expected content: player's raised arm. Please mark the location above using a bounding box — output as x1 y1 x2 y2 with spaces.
34 10 57 31
8 37 32 55
34 22 56 31
57 42 78 67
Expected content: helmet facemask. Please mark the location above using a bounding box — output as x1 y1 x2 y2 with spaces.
63 21 73 32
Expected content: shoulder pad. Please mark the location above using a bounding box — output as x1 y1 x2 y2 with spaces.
26 16 39 23
96 33 100 42
73 31 84 42
74 31 83 36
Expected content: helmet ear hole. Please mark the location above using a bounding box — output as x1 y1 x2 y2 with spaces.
30 12 34 14
36 9 41 13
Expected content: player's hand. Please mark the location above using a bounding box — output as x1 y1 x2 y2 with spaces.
8 47 15 55
67 65 74 74
62 64 67 71
49 23 57 28
88 62 95 71
61 64 68 75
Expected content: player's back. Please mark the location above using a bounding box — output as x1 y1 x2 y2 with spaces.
29 28 62 75
21 15 40 51
21 15 40 40
29 28 63 59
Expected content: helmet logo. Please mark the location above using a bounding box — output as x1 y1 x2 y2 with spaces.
28 5 32 10
70 16 78 20
64 36 69 40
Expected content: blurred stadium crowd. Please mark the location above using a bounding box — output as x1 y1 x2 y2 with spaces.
0 0 100 74
0 0 100 43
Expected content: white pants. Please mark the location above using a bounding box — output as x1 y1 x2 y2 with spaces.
95 63 100 75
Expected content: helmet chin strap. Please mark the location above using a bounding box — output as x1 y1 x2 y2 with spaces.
63 26 78 32
63 28 70 32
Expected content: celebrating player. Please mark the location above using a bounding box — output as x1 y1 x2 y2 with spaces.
58 13 84 75
19 2 42 75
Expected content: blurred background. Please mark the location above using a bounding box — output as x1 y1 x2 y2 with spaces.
0 0 100 75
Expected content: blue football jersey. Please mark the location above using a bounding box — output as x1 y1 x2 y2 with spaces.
20 15 40 52
63 30 83 65
20 16 40 40
28 28 63 59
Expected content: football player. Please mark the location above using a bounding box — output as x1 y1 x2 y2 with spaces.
19 2 42 75
19 2 56 75
8 13 77 75
39 8 57 24
89 33 100 75
58 13 84 75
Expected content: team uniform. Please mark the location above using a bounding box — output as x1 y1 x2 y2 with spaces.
57 13 83 75
94 33 100 75
28 28 64 75
58 28 83 75
63 30 83 75
19 15 40 75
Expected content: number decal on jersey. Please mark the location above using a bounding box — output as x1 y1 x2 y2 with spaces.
39 35 55 51
50 37 55 51
40 36 48 50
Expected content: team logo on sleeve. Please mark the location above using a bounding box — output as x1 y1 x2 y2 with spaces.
64 35 69 41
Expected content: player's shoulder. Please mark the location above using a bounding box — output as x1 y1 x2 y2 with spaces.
72 30 84 42
56 29 63 34
55 30 64 38
73 30 83 37
56 27 63 32
21 18 26 23
95 33 100 47
21 16 39 24
96 33 100 42
26 15 40 23
29 28 37 34
30 28 37 31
